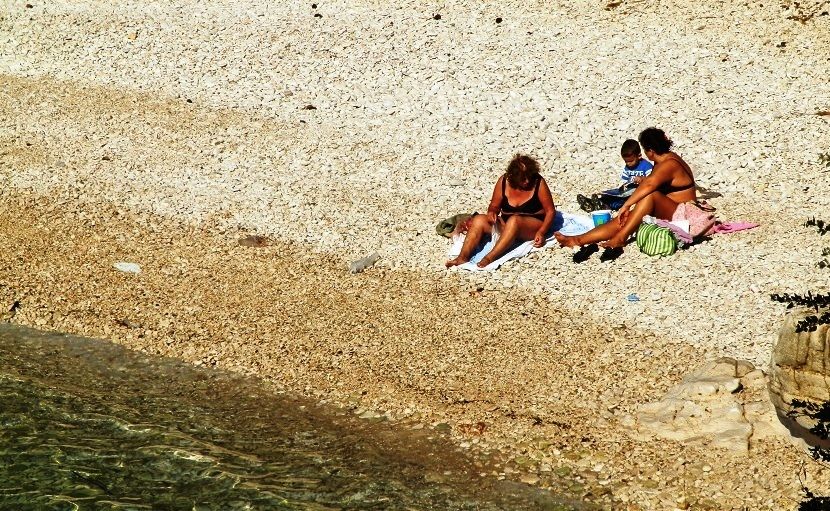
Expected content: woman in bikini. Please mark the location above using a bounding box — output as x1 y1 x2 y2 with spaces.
446 154 556 268
555 127 697 249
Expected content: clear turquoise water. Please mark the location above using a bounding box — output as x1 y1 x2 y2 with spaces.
0 324 583 510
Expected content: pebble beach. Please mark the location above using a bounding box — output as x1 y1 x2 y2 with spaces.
2 0 830 508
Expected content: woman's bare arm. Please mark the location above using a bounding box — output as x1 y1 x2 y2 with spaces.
618 160 676 212
535 178 556 245
486 175 504 222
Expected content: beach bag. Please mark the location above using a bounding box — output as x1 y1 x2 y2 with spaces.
636 223 678 257
673 200 717 238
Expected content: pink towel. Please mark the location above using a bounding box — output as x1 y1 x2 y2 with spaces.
709 221 759 234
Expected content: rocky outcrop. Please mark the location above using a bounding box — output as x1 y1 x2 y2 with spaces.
769 312 830 444
624 358 789 452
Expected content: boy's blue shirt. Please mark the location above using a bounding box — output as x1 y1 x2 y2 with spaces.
621 159 653 182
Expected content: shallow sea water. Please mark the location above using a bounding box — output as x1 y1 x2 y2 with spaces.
0 324 586 510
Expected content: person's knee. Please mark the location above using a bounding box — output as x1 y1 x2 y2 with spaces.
640 194 654 206
633 194 654 211
471 214 490 227
504 215 521 227
501 216 522 232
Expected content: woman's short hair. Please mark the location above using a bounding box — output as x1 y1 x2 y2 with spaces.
638 127 673 154
505 154 541 189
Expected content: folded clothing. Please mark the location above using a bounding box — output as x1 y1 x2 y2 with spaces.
642 216 692 245
642 208 758 252
709 221 759 234
651 218 694 246
436 213 474 238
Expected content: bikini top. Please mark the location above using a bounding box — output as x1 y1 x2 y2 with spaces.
500 175 543 216
658 154 696 195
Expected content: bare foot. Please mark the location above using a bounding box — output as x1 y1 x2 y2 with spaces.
445 256 468 268
476 256 494 268
554 232 582 248
599 235 627 249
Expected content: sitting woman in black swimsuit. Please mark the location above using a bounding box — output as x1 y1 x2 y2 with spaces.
555 127 697 249
446 154 556 268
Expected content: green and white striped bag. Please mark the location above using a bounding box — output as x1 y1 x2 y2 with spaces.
636 223 678 257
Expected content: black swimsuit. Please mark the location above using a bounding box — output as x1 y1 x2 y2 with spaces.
658 155 696 195
500 176 545 220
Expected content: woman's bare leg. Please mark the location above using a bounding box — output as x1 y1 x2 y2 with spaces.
601 192 680 248
477 216 542 267
556 192 681 249
599 197 654 248
554 220 622 248
651 192 681 220
445 214 494 267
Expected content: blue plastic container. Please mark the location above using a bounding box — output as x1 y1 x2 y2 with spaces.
591 210 612 227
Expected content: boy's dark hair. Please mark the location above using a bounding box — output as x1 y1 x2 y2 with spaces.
505 154 541 190
639 127 674 154
620 139 642 157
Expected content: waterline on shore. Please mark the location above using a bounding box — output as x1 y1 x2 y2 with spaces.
0 323 587 510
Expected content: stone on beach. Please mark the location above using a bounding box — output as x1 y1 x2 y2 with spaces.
629 358 790 452
238 235 271 247
349 253 380 273
113 262 141 274
769 311 830 444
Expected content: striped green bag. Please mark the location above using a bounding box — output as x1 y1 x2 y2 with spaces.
636 223 678 257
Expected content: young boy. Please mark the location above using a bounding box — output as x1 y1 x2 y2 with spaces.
619 138 654 184
577 139 654 212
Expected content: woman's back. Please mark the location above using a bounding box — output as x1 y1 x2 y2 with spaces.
657 152 696 203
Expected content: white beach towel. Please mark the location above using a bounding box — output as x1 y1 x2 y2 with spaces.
447 211 594 271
